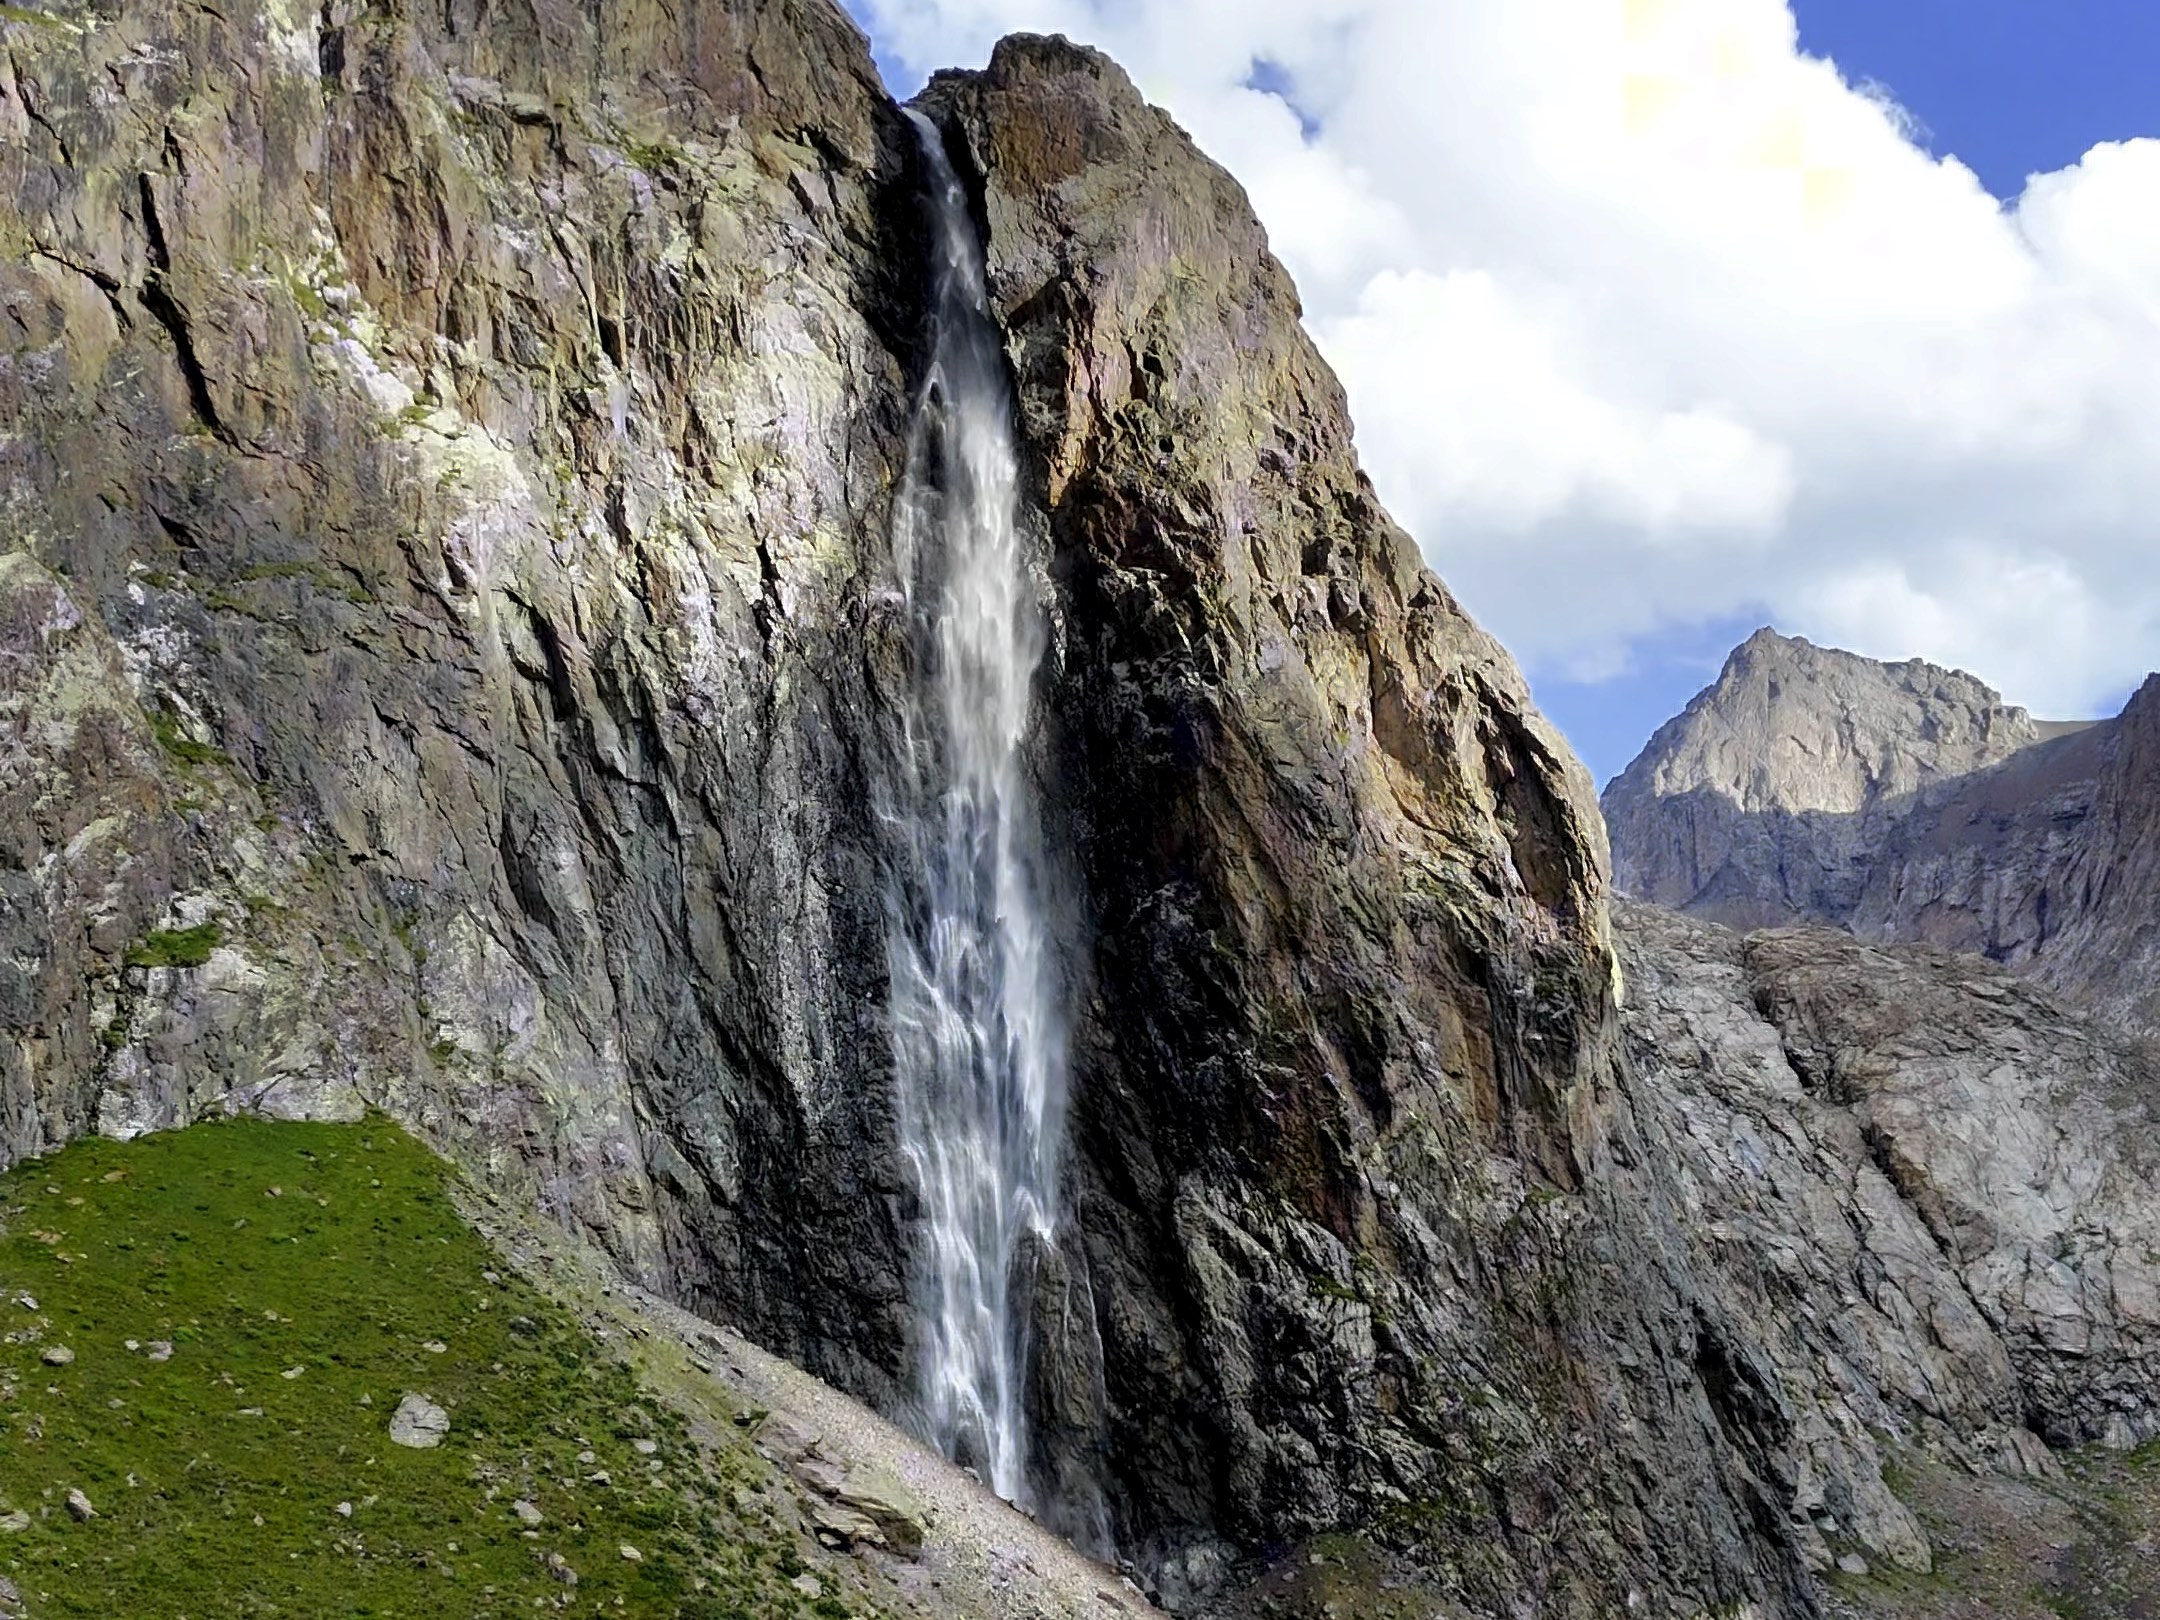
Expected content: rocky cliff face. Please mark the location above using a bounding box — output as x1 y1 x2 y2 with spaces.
1606 630 2160 1035
0 0 932 1410
1618 903 2160 1573
1603 629 2045 928
4 6 2150 1618
922 39 1822 1613
2017 676 2160 1033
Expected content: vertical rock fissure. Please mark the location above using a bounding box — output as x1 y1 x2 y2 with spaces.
882 108 1066 1512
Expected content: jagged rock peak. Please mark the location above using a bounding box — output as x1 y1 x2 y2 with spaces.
1605 628 2160 1039
1613 626 2042 816
1601 628 2060 930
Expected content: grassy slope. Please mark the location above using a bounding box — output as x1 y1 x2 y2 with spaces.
1822 1448 2160 1620
0 1116 855 1620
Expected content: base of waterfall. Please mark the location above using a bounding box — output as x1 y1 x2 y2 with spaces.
470 1165 1158 1620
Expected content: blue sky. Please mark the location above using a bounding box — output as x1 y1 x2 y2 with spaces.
846 1 2160 785
1534 0 2159 780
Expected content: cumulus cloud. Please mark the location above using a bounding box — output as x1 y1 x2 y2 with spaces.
847 0 2160 720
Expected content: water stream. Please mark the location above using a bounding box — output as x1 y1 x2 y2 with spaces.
883 107 1066 1509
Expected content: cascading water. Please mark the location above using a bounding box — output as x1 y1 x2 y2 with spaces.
883 107 1066 1509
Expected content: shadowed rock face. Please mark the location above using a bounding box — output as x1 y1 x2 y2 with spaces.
1605 630 2160 1036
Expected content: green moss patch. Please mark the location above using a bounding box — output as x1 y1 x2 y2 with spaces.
0 5 71 32
0 1117 850 1618
122 924 222 970
147 710 229 770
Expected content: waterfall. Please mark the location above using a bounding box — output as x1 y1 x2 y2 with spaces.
884 107 1066 1509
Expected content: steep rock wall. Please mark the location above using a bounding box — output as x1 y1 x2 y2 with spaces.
0 0 930 1402
921 40 1815 1616
1603 628 2044 931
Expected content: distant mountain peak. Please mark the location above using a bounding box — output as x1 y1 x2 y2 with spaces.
1613 629 2039 827
1605 631 2160 1035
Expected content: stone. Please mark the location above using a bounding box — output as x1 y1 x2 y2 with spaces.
618 1544 642 1563
0 1511 29 1533
388 1394 449 1449
65 1488 94 1522
146 1342 173 1363
809 1499 883 1553
1836 1554 1870 1577
512 1499 543 1526
41 1345 73 1366
1605 628 2045 931
790 1456 929 1562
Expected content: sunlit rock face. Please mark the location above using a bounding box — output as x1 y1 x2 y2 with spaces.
1606 628 2160 1037
0 0 929 1406
1603 628 2046 931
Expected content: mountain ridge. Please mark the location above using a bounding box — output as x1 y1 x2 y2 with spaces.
1604 626 2160 1034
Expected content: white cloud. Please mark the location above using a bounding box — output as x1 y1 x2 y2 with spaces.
849 0 2160 721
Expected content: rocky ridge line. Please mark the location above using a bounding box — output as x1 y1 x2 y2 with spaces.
1605 628 2160 1035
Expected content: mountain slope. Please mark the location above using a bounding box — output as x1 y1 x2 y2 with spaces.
1615 899 2160 1614
1605 629 2160 1033
0 1114 1157 1620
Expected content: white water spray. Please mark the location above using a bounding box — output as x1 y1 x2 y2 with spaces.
884 108 1066 1508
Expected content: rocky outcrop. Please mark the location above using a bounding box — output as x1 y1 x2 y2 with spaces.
1606 630 2160 1035
1863 674 2160 1038
1619 900 2160 1581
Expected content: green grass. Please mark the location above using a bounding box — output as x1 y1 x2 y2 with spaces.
146 710 229 770
122 924 222 970
0 4 71 31
618 138 685 176
0 1117 846 1618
